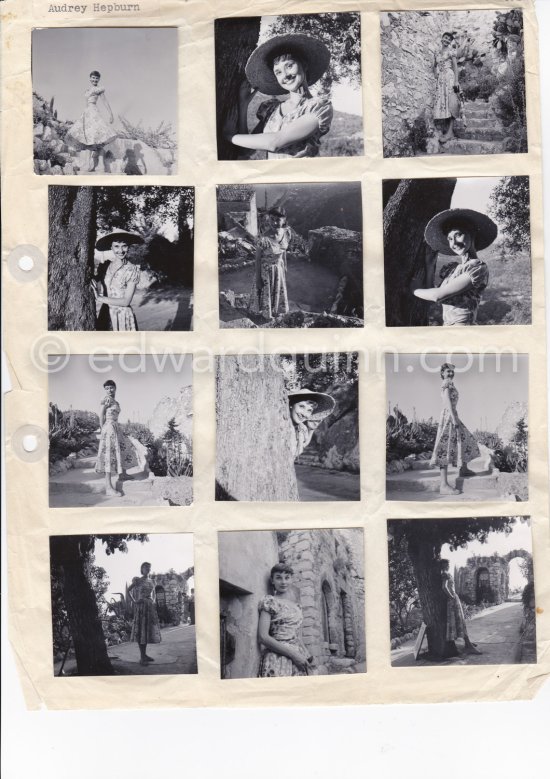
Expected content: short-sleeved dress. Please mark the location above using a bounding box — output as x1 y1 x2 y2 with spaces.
103 261 140 331
430 379 480 468
130 577 161 645
249 231 291 320
258 595 308 677
442 571 467 641
438 258 489 325
95 397 139 475
433 47 457 120
66 87 118 148
255 96 333 159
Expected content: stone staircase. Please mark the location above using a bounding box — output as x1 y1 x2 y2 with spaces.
386 454 503 502
49 455 168 508
444 100 504 155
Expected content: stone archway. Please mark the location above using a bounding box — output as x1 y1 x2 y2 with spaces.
456 549 532 605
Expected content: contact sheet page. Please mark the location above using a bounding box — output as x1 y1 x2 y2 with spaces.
2 0 549 710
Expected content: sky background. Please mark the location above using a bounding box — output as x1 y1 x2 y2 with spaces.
442 517 532 590
451 177 510 234
386 353 528 432
260 15 362 116
32 28 178 131
92 534 194 602
48 354 192 425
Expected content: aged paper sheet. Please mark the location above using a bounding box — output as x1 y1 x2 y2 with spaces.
2 0 549 709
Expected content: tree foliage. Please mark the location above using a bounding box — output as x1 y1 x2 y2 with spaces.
488 177 530 254
280 352 359 392
263 13 361 91
388 532 419 636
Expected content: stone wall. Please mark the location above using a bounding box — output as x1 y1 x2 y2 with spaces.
455 555 509 605
278 528 365 674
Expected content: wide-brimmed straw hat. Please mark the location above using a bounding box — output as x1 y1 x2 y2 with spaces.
288 387 336 420
424 208 498 256
95 230 144 252
245 34 331 96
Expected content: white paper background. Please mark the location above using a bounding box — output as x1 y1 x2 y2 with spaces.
2 0 550 775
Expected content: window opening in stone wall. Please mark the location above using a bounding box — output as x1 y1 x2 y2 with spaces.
321 581 332 644
475 568 491 604
340 590 356 658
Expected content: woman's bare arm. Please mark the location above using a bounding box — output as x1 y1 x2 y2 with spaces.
231 113 320 153
413 273 473 302
98 280 137 308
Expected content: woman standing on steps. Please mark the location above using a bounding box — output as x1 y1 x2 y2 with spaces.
412 208 497 326
249 207 292 320
257 562 313 676
430 363 480 496
432 32 461 146
66 70 117 172
441 559 482 655
92 230 143 331
95 379 139 497
225 33 333 159
128 562 161 666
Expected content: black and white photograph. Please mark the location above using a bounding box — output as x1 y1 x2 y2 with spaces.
219 528 365 679
381 8 526 157
50 533 196 676
48 186 194 332
216 353 360 502
215 12 363 160
388 516 536 667
383 176 531 327
32 28 178 175
386 353 528 502
218 183 363 328
48 354 193 508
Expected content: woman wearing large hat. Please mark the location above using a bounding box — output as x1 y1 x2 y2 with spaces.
227 33 334 159
288 387 336 459
92 230 143 331
412 208 497 326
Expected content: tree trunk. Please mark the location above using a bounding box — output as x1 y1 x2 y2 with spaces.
216 355 299 501
383 178 456 326
214 17 261 160
177 190 194 288
406 534 458 659
48 186 97 330
50 536 113 676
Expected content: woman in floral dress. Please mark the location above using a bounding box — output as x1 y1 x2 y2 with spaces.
128 562 161 666
95 379 139 497
413 208 497 326
227 33 333 159
258 563 313 676
441 559 482 654
432 32 460 144
93 230 143 331
249 208 291 320
66 70 117 172
430 363 480 495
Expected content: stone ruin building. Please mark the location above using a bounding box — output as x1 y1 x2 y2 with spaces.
455 550 532 605
219 529 365 678
217 184 258 236
122 568 194 626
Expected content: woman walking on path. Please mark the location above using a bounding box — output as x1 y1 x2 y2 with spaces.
441 559 482 655
226 33 333 159
249 208 292 320
412 208 497 326
92 230 143 331
94 379 139 497
430 363 480 495
432 32 461 145
257 563 313 677
66 70 117 172
128 562 161 666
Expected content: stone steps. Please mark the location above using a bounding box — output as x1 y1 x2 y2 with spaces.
440 138 503 155
455 127 504 142
386 456 501 501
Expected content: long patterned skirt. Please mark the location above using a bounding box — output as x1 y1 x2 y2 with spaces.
433 68 455 120
258 642 307 677
131 600 161 644
446 595 466 641
249 260 289 320
95 421 139 475
430 413 480 468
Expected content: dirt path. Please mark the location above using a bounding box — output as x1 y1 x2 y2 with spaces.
392 602 527 667
132 285 193 331
295 464 360 501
